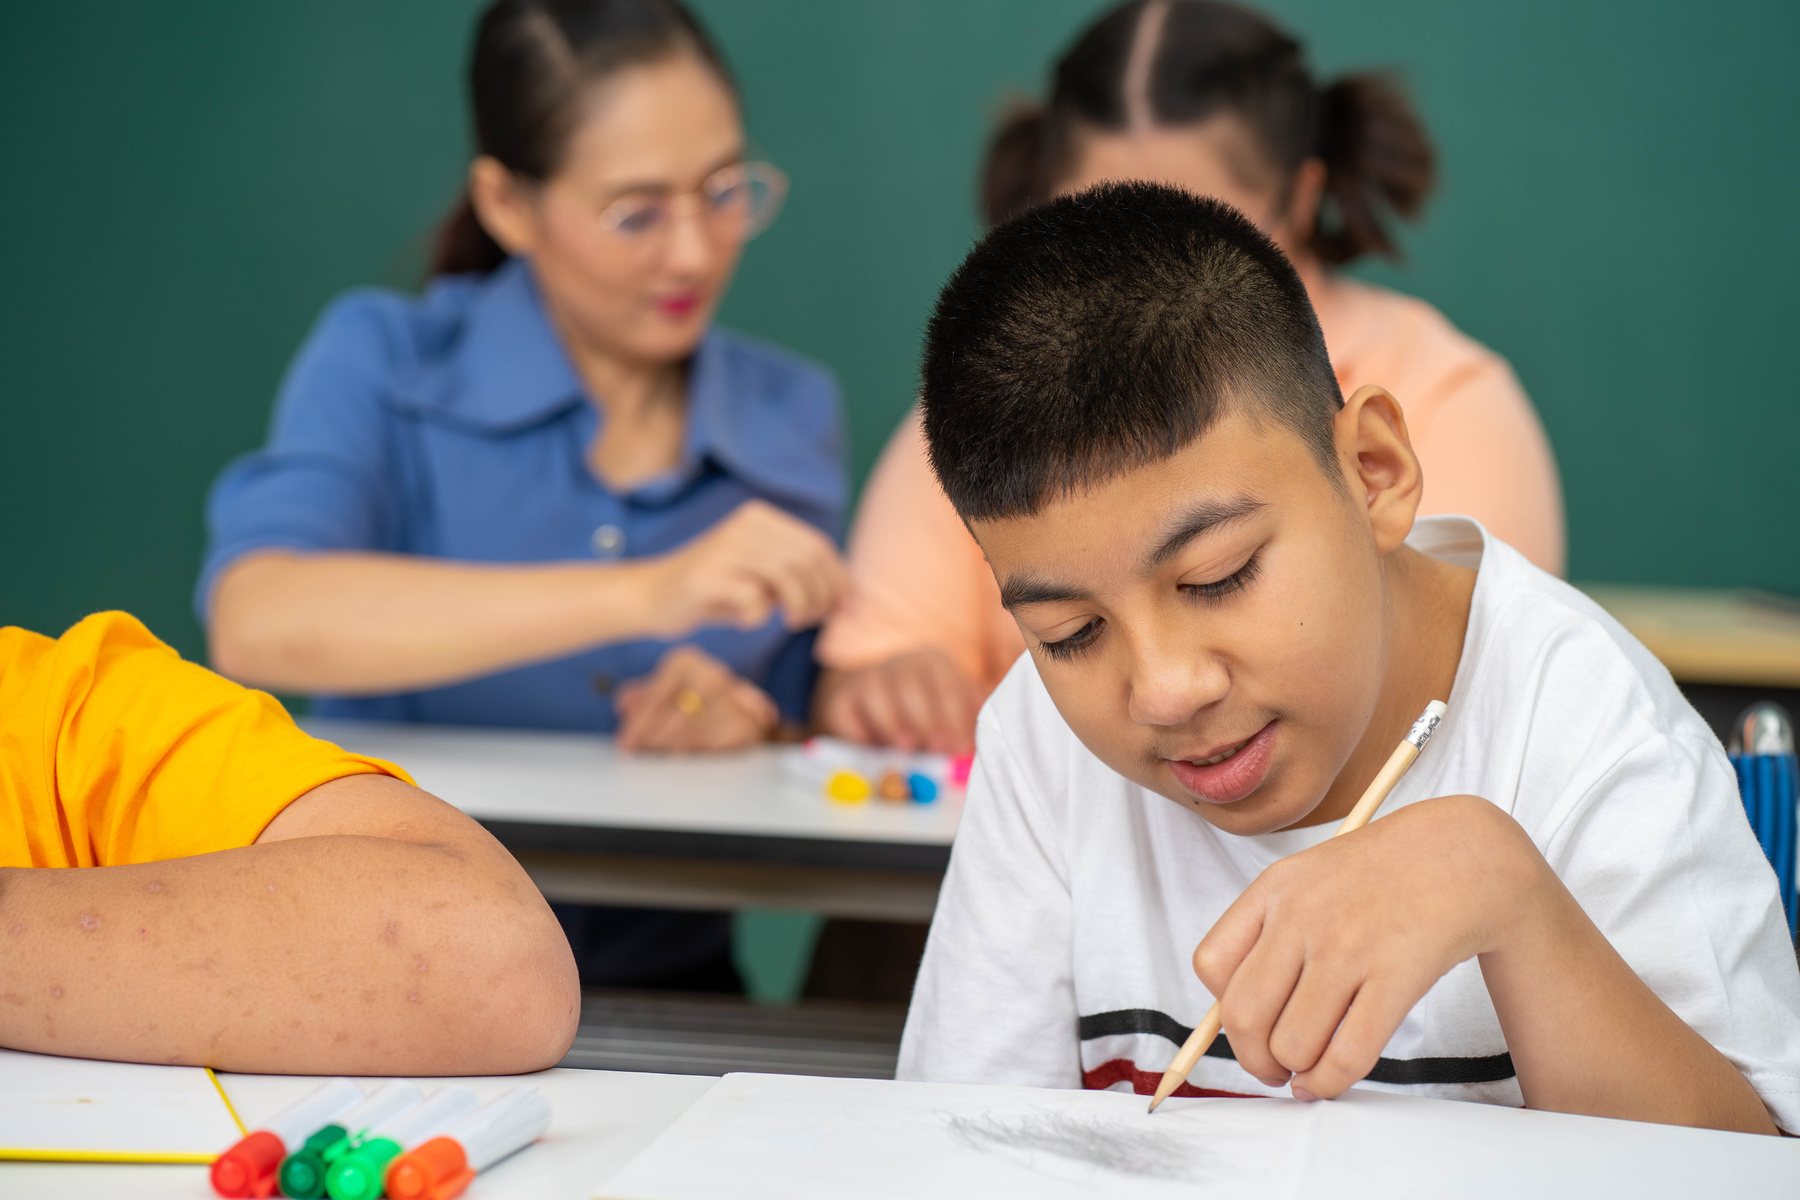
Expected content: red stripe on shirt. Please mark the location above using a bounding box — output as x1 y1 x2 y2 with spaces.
1082 1057 1263 1099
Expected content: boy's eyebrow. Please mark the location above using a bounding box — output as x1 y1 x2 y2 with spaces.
999 575 1093 610
1141 496 1266 571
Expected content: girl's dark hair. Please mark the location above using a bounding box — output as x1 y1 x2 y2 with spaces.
431 0 736 276
980 0 1434 265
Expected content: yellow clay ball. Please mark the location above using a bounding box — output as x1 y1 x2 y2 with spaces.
825 770 872 804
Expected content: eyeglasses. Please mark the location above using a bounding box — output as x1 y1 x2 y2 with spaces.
598 161 788 257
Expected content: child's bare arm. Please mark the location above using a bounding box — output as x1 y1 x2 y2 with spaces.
0 774 578 1075
1193 795 1778 1135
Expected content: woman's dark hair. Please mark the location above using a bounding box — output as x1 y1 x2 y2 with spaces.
980 0 1434 264
431 0 736 276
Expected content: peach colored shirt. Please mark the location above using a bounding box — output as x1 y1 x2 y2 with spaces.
817 277 1565 694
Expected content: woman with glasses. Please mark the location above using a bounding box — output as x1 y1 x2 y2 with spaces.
198 0 844 990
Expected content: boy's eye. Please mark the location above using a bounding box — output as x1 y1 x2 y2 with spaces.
1181 549 1262 603
1039 618 1103 661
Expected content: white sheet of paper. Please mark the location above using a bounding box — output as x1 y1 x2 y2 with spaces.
0 1049 244 1162
596 1073 1799 1200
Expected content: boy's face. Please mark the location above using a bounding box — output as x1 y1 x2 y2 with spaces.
969 404 1398 836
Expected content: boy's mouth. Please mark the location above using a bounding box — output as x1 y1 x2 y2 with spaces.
1165 720 1278 805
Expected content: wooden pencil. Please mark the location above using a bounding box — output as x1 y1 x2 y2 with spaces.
1146 699 1449 1113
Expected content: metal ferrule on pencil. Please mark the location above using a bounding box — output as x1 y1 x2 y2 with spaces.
1405 703 1446 750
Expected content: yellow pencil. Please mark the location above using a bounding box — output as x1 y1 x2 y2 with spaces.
1147 699 1449 1113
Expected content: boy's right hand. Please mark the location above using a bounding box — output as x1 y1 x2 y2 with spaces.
647 500 847 636
814 648 980 755
1191 795 1543 1099
1190 794 1779 1135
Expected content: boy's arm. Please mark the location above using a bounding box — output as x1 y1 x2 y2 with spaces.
1476 827 1778 1131
1194 794 1783 1135
0 774 579 1075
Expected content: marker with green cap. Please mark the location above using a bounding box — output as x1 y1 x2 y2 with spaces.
278 1081 423 1199
325 1086 479 1200
210 1078 363 1199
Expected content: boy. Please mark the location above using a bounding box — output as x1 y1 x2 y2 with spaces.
895 183 1800 1134
1 611 578 1074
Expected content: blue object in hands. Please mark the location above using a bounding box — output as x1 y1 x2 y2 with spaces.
1729 703 1798 940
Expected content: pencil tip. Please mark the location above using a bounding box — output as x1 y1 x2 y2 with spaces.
1146 1096 1162 1113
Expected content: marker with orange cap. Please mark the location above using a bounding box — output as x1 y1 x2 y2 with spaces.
384 1086 551 1200
324 1085 480 1200
209 1078 364 1198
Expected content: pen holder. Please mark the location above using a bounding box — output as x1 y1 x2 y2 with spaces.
1728 703 1798 942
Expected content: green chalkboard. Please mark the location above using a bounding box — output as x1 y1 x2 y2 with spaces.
3 1 1797 665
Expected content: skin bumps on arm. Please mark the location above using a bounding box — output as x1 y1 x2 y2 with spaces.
0 775 578 1074
0 612 577 1073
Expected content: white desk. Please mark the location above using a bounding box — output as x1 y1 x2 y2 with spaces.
304 720 961 921
8 1068 1794 1200
0 1068 714 1200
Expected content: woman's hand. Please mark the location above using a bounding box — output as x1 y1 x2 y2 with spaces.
648 500 847 637
1190 794 1777 1133
814 649 980 754
614 644 779 752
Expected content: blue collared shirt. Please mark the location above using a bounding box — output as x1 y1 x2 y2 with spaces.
199 258 847 731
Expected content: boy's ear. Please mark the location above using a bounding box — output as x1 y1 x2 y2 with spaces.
1333 385 1422 555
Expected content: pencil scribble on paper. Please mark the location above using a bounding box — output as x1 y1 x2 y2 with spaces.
943 1109 1208 1182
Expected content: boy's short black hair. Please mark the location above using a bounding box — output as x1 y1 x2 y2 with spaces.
921 181 1344 522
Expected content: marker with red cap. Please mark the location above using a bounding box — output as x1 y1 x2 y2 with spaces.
325 1085 480 1200
384 1086 551 1200
210 1078 364 1199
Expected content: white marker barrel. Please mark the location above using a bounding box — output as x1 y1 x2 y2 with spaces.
370 1085 481 1150
338 1080 423 1141
265 1078 365 1151
442 1086 553 1172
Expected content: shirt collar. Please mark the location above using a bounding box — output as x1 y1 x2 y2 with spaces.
676 329 847 522
391 257 586 432
616 329 781 503
393 261 844 521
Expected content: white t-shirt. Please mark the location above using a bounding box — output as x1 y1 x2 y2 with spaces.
897 516 1800 1131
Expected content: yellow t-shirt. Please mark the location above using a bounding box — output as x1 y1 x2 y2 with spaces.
0 611 413 869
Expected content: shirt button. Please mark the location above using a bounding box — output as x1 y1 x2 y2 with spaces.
591 524 626 560
591 672 616 695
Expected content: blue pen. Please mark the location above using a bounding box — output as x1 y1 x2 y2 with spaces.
1729 703 1799 939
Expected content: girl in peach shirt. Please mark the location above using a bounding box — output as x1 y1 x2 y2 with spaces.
816 0 1563 753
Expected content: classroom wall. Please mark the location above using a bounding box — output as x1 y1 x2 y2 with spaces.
3 0 1797 665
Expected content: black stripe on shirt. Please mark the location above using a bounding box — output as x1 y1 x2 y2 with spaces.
1078 1008 1516 1086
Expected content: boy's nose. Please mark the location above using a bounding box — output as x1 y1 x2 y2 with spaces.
1125 641 1229 727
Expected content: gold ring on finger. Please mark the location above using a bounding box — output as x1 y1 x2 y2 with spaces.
675 688 705 718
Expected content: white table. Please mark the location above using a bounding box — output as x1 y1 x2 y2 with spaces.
0 1068 714 1200
8 1068 1793 1199
304 720 961 921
